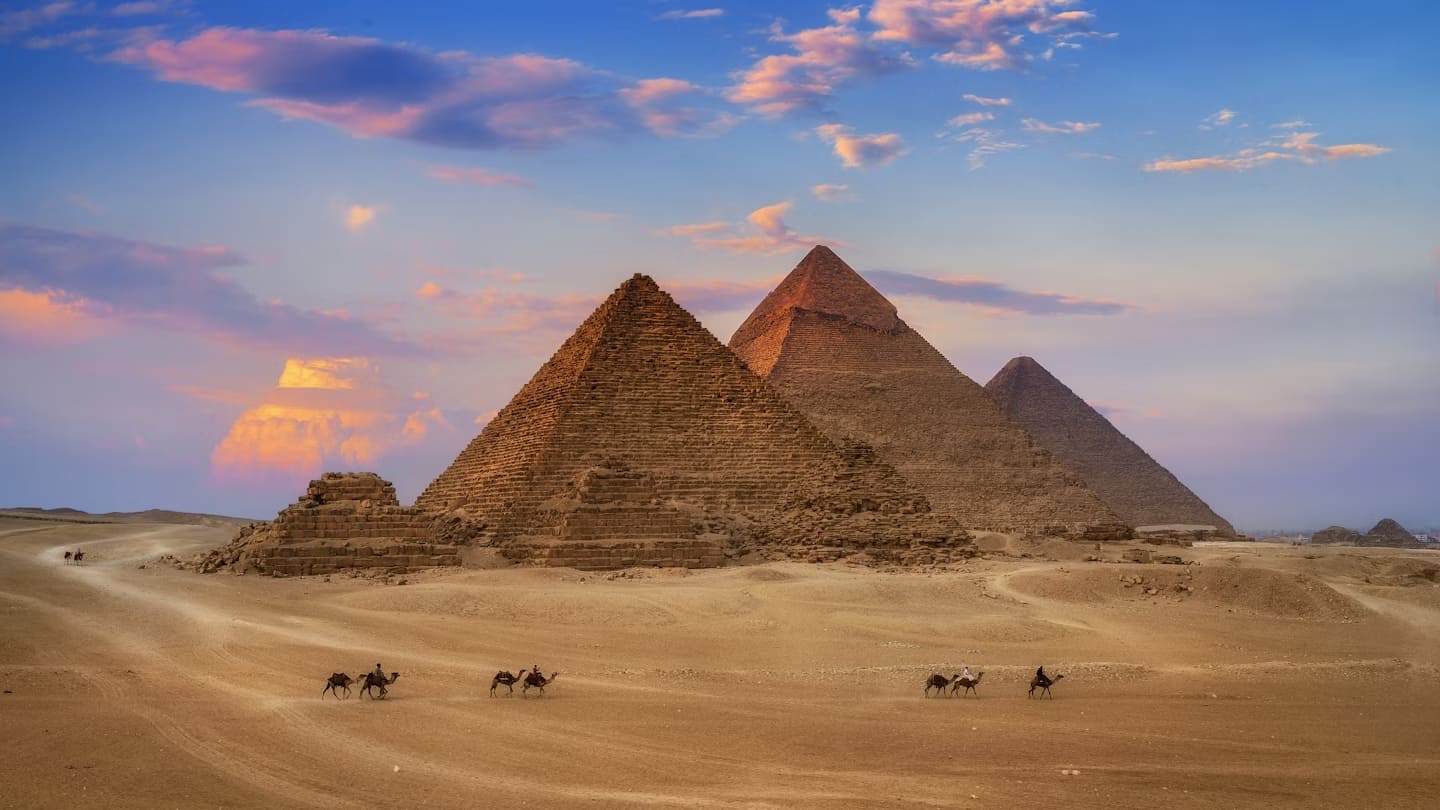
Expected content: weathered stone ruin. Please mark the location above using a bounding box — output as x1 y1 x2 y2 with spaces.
728 245 1130 540
1311 525 1363 545
985 355 1234 536
195 473 458 576
416 273 970 569
1360 518 1423 548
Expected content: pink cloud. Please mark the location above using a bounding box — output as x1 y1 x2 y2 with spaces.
662 201 833 255
619 77 735 137
108 27 726 149
815 123 908 168
811 183 853 201
0 222 417 355
948 111 994 127
427 164 532 187
1145 129 1391 174
869 0 1105 70
728 8 912 116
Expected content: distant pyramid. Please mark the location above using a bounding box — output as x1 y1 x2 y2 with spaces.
418 273 967 568
1360 518 1421 548
729 246 1129 538
985 356 1233 533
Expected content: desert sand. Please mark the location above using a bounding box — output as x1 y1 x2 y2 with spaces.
3 517 1438 809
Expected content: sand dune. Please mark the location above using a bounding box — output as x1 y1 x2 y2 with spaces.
2 517 1437 808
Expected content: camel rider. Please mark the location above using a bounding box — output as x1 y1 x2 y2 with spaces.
961 666 974 682
1036 665 1049 686
531 664 542 682
372 663 386 683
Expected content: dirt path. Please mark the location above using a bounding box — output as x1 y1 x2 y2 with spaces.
2 521 1438 808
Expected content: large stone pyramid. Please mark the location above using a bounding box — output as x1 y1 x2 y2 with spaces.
985 356 1234 533
417 273 968 568
728 246 1129 539
1360 518 1421 548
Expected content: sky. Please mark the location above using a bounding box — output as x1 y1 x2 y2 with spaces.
1 0 1437 532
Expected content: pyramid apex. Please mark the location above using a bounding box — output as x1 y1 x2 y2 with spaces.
731 245 899 348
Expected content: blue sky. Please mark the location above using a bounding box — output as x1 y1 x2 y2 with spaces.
1 0 1436 530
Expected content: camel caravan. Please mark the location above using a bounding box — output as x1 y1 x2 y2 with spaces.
320 664 558 701
923 666 1065 700
320 663 1062 702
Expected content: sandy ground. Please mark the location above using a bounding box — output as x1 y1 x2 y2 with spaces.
2 518 1438 809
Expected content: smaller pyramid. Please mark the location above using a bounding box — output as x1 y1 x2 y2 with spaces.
985 356 1233 533
1310 525 1362 545
1360 518 1422 548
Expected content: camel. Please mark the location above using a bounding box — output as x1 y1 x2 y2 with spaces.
63 551 72 564
1028 673 1065 699
951 671 985 697
73 551 84 565
358 670 400 699
521 670 557 697
924 673 959 697
489 669 527 697
322 672 354 699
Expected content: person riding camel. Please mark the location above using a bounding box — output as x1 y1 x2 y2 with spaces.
1035 665 1050 687
372 663 386 683
961 665 974 682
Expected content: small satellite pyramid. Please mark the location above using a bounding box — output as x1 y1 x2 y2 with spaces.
985 356 1234 533
418 273 967 567
729 246 1129 538
1360 518 1421 548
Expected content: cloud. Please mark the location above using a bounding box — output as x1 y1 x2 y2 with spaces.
210 356 449 486
426 164 532 188
962 93 1011 106
618 77 736 137
1270 119 1311 130
108 27 728 149
1201 108 1236 128
947 126 1023 169
1020 117 1099 134
869 0 1107 70
411 281 601 336
0 287 110 345
0 222 417 355
0 1 81 39
867 269 1134 315
658 8 724 20
662 201 830 255
811 183 853 201
948 110 994 127
344 204 377 231
727 8 913 116
815 123 908 167
1145 130 1391 174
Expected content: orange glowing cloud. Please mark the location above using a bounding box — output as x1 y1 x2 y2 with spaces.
210 357 449 485
0 288 109 344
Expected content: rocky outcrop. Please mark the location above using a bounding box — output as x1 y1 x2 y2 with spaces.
192 473 458 576
416 273 971 568
985 356 1234 535
729 246 1129 540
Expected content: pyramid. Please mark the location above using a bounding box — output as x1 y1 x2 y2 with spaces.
1360 518 1421 548
417 273 968 568
985 356 1234 534
729 246 1129 538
